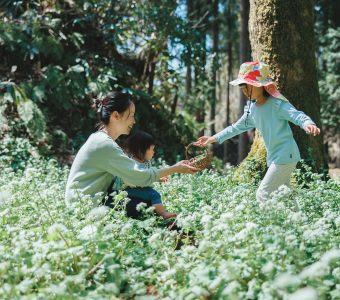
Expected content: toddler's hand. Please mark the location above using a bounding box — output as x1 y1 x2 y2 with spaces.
304 124 320 136
160 176 169 183
194 136 217 147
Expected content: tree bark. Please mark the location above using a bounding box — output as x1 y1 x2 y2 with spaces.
223 0 234 163
246 0 327 172
194 0 209 135
186 0 193 97
237 0 251 164
210 0 219 136
330 0 340 27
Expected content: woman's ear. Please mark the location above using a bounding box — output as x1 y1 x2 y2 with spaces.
110 111 120 121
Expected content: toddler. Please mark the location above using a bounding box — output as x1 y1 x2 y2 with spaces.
122 131 177 219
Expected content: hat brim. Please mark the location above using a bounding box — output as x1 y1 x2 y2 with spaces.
229 78 275 87
229 79 289 101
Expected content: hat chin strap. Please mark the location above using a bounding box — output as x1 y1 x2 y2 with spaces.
247 86 256 102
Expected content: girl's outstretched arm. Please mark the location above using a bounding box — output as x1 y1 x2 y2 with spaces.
278 101 320 136
196 102 255 146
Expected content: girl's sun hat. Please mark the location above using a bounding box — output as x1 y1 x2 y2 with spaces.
230 61 288 101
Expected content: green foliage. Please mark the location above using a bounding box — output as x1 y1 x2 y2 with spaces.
318 28 340 132
0 0 208 162
0 161 339 298
234 132 267 184
0 135 40 171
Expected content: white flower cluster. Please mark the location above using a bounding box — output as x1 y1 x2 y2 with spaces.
0 161 338 299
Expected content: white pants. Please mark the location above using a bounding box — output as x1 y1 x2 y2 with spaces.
256 163 297 201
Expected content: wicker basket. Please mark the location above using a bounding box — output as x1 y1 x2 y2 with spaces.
185 143 212 170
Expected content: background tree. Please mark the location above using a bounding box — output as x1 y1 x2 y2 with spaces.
237 0 251 163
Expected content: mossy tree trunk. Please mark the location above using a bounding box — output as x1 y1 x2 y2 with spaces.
237 0 327 180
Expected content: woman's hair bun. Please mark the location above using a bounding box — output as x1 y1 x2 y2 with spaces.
92 97 103 113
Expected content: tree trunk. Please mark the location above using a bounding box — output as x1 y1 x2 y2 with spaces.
223 0 233 163
186 0 193 97
330 0 340 27
210 0 219 136
194 0 208 135
245 0 327 173
237 0 251 164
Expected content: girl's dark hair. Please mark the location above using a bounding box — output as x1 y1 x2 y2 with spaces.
263 87 271 98
125 131 155 161
93 91 133 125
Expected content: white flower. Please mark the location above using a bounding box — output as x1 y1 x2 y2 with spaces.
103 283 119 294
16 278 33 293
136 202 147 212
288 287 318 300
299 261 329 279
78 224 97 240
320 249 340 265
0 190 12 207
222 280 241 295
47 223 68 235
86 206 109 221
274 273 300 289
47 282 67 295
261 261 275 274
190 285 209 297
200 214 212 225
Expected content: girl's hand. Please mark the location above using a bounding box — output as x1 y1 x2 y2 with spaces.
173 160 200 174
304 124 321 136
194 136 217 147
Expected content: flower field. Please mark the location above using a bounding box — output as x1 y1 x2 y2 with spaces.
0 160 339 299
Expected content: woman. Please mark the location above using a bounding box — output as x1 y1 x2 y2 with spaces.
195 61 320 201
65 91 197 217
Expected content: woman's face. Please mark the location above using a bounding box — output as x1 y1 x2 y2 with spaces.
144 145 155 161
115 102 136 135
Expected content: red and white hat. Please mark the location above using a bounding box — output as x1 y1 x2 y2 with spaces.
230 61 288 101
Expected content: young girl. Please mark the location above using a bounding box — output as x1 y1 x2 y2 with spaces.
195 61 321 201
121 131 177 219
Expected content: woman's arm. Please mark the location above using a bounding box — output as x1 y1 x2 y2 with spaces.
102 142 198 187
159 161 198 178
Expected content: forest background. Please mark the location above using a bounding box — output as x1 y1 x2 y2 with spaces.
0 0 339 176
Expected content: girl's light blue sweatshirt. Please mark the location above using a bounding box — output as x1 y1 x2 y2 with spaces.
213 97 315 166
65 131 160 204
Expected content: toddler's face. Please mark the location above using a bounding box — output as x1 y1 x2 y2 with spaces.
145 145 155 161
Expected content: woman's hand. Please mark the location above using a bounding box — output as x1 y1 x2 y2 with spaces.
159 161 200 178
194 136 217 147
304 124 321 136
173 160 200 174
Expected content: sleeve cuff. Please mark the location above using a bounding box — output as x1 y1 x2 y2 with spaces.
302 120 315 129
213 133 223 144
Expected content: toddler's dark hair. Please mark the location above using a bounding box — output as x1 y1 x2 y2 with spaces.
125 131 155 161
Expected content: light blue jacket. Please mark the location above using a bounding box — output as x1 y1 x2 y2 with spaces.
213 97 315 166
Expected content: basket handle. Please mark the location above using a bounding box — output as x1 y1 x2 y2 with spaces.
185 142 208 160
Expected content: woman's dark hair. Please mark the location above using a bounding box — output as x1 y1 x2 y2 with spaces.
93 91 133 125
125 131 155 161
